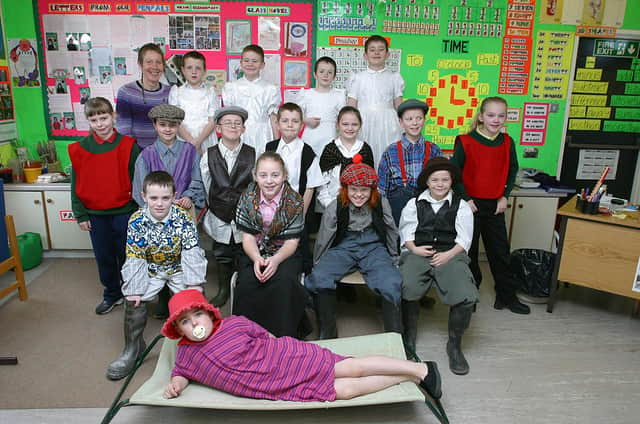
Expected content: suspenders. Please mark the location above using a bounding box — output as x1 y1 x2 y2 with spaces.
395 140 432 186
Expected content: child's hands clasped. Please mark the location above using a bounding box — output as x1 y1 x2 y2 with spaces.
410 244 436 258
163 376 189 399
253 256 281 283
430 250 454 267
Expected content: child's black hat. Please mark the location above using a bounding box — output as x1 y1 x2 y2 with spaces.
417 157 461 190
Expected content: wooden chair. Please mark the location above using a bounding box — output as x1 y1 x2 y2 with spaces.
0 215 28 302
0 215 27 366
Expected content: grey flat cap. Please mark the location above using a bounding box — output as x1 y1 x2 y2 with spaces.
148 104 185 122
397 99 429 118
214 106 249 123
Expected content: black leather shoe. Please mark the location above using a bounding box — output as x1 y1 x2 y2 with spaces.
494 298 530 314
418 361 442 400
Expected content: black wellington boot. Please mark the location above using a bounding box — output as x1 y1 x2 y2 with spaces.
446 304 474 375
152 286 170 319
314 290 338 339
107 301 148 380
210 260 233 307
381 298 403 334
401 300 420 359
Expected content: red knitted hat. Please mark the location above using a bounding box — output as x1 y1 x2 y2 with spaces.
161 290 222 340
340 154 378 187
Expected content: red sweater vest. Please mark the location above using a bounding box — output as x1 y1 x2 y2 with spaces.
69 134 135 210
458 133 511 199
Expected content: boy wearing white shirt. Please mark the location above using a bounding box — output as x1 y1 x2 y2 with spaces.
266 102 324 273
399 157 478 376
200 106 255 306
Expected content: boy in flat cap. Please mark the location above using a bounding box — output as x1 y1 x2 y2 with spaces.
132 103 205 319
132 104 205 213
200 106 256 306
377 99 444 225
305 155 402 339
399 157 478 375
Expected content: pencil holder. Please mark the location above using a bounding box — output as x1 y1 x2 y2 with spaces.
581 201 600 215
575 197 585 211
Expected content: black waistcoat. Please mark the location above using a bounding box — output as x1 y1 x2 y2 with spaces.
207 143 255 223
333 200 387 250
415 194 461 252
265 139 315 195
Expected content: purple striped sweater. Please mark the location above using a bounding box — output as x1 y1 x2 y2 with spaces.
172 315 347 402
115 81 171 149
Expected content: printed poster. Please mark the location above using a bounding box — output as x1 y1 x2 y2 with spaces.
8 39 41 87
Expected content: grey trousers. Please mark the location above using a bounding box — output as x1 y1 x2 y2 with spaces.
400 251 479 306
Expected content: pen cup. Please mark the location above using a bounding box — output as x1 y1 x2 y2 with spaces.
581 201 600 215
575 197 585 211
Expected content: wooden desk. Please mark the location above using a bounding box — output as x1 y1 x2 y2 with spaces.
547 196 640 313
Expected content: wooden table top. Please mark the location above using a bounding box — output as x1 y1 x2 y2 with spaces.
558 195 640 230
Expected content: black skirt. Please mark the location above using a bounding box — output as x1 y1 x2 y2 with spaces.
233 253 308 338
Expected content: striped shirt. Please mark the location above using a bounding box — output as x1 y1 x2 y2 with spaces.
115 81 171 149
172 315 347 402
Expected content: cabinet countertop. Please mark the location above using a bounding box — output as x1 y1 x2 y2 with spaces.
3 182 71 192
510 188 569 198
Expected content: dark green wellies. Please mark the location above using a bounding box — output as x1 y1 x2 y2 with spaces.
107 300 148 380
314 290 338 339
446 303 474 375
402 300 420 358
210 260 233 307
381 298 403 334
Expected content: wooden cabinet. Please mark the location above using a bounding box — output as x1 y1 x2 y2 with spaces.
3 186 92 250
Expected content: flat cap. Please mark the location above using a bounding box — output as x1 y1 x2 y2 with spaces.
397 99 429 118
148 104 185 122
214 106 249 123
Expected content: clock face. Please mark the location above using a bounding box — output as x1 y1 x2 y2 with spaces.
427 73 480 130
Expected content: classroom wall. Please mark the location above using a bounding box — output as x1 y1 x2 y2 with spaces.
1 1 70 168
2 0 640 173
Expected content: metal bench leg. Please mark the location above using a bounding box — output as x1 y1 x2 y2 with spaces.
101 334 165 424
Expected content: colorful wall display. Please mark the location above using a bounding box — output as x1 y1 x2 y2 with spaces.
36 0 313 137
568 38 640 135
531 30 574 100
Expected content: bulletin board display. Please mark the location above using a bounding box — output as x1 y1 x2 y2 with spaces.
314 0 575 174
35 0 314 138
567 37 640 138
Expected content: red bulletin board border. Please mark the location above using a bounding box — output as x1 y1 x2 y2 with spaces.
36 0 314 138
498 0 535 96
520 102 549 146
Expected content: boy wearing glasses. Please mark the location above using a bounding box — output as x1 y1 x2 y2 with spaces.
200 106 255 306
222 44 281 155
377 99 444 225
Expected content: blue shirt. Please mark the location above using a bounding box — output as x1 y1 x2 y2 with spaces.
377 134 443 196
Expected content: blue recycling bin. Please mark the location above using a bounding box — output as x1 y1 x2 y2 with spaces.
0 180 9 262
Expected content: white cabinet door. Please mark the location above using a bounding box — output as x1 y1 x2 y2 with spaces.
509 197 558 252
44 191 92 249
4 191 50 249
